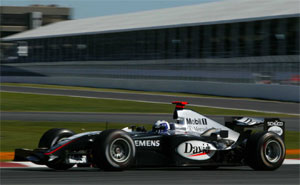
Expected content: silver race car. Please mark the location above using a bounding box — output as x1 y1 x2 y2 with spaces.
15 101 286 171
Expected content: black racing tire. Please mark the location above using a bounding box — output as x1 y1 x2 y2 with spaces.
38 128 75 148
38 128 76 170
92 129 136 171
246 131 285 171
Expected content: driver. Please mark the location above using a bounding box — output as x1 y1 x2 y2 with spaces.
152 120 170 133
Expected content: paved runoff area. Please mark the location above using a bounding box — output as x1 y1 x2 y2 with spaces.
1 162 299 185
0 159 299 168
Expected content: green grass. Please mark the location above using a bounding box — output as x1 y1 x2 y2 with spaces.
0 121 298 159
1 91 174 113
0 91 296 117
0 82 233 98
0 120 150 152
285 131 300 149
285 131 300 159
0 82 285 102
1 83 298 160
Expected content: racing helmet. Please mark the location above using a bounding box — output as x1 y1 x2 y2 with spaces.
152 120 170 133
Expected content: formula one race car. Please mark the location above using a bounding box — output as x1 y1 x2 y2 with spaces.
15 101 286 171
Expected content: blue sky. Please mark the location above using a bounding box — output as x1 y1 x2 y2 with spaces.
1 0 221 19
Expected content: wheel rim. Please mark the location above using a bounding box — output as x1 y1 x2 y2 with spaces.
264 140 282 163
109 138 131 163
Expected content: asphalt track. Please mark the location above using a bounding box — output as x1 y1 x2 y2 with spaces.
1 85 299 115
2 112 299 131
1 165 299 185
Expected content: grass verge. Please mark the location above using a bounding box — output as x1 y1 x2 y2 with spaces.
0 121 150 152
1 82 292 103
285 131 300 158
0 82 242 99
0 121 298 159
1 91 296 117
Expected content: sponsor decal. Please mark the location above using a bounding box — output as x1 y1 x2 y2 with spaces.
268 126 283 136
187 127 210 132
267 120 284 127
68 155 87 164
186 118 207 125
184 143 210 156
134 140 160 147
177 140 216 160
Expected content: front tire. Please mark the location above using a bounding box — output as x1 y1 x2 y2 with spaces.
92 129 136 171
39 128 76 170
246 131 285 171
38 128 75 148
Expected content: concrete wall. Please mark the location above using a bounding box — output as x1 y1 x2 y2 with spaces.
2 76 299 102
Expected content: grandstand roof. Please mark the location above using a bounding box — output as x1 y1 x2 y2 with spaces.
3 0 300 41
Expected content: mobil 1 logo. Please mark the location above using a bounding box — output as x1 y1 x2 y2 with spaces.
186 118 207 125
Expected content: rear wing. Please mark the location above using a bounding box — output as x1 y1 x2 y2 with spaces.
225 117 285 141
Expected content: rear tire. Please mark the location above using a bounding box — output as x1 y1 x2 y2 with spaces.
92 129 135 171
39 128 76 170
246 131 285 171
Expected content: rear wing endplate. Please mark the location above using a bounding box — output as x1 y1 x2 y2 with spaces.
225 117 285 141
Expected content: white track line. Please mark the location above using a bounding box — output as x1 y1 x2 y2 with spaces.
9 162 46 168
283 159 300 165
